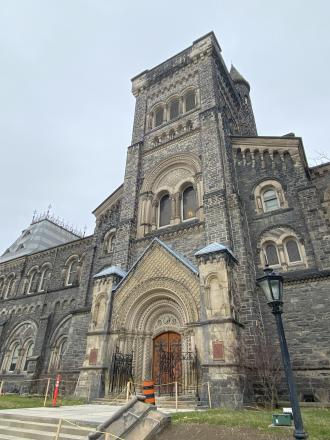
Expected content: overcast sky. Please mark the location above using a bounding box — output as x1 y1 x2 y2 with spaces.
0 0 329 252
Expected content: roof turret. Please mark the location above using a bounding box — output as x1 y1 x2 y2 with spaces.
230 65 250 91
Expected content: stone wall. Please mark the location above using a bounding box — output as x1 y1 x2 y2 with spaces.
0 236 94 386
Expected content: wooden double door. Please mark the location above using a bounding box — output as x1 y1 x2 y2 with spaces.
153 331 182 394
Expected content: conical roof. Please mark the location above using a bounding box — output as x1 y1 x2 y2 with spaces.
230 65 250 91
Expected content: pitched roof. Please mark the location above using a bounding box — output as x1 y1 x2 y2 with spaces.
0 219 80 263
230 65 250 91
93 266 127 279
114 238 199 291
195 242 238 262
155 238 199 275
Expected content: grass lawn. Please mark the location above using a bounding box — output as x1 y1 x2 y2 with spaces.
171 408 330 440
0 394 85 410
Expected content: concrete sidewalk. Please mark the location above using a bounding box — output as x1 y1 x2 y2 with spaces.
0 404 119 424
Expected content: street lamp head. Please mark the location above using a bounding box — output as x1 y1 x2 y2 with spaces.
257 266 284 306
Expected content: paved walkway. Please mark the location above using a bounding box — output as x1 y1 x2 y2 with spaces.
0 404 119 424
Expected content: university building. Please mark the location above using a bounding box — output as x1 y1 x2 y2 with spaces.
0 32 329 407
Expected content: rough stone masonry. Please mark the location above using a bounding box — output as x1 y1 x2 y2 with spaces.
0 32 329 408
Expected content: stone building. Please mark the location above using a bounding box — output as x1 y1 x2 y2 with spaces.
0 32 329 407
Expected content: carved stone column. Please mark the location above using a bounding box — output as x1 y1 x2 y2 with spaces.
151 200 158 230
77 268 126 399
194 243 245 408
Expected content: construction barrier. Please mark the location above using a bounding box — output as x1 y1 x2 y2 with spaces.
143 380 155 405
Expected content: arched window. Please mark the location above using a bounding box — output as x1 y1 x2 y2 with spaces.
184 90 196 112
155 106 164 127
27 269 40 294
50 338 68 371
264 242 279 266
5 275 16 298
23 341 34 372
285 239 302 263
9 343 20 372
103 230 115 254
0 277 5 298
182 186 197 220
169 98 179 120
39 266 51 292
262 188 280 212
58 339 67 368
159 194 171 227
66 258 79 286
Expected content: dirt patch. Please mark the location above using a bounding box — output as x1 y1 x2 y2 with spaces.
156 423 291 440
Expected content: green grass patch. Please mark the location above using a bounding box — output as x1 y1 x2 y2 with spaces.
172 408 330 440
0 394 86 410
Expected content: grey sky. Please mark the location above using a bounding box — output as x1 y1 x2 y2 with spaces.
0 0 329 252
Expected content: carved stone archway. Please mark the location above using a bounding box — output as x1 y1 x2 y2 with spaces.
112 280 198 385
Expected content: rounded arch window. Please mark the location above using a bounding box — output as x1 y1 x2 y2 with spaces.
262 188 279 212
184 90 196 112
6 275 16 298
27 269 40 294
182 186 197 221
0 277 4 298
23 341 34 372
9 343 20 372
104 230 115 254
169 98 179 120
285 239 302 263
66 258 79 286
264 242 279 266
155 106 164 127
159 194 171 227
39 266 51 292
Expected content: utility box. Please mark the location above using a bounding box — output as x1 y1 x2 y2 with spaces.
272 414 292 426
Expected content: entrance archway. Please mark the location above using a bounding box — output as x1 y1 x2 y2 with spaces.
153 331 182 394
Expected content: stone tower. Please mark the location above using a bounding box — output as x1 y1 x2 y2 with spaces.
80 32 262 406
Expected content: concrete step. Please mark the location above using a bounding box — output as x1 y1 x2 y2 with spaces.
0 415 97 440
0 425 84 440
89 397 170 440
0 433 32 440
0 418 92 436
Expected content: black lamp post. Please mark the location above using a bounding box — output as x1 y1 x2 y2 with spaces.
257 267 308 440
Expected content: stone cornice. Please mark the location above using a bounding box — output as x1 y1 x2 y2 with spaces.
136 220 204 242
131 32 220 95
187 317 244 328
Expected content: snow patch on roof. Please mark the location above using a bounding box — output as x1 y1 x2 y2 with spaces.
94 266 127 279
195 242 237 261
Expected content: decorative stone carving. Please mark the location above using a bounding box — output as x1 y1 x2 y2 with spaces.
154 314 178 330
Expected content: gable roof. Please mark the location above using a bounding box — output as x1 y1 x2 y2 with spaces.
114 238 198 291
93 266 127 279
195 242 238 262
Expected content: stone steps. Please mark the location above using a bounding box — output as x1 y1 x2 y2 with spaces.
0 413 97 440
88 397 170 440
93 395 199 410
